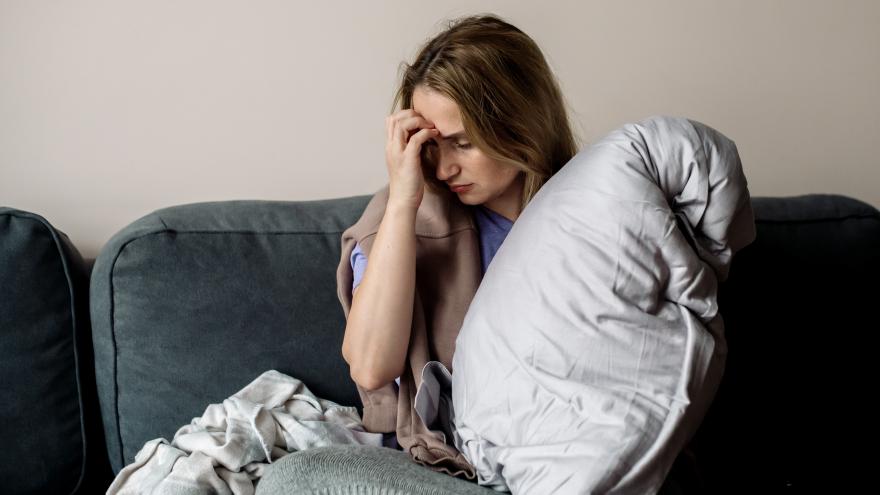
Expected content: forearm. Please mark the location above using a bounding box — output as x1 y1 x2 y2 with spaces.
342 201 417 391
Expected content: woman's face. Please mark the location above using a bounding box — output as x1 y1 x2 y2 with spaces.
412 85 524 222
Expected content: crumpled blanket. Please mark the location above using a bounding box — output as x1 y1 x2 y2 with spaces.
107 369 384 495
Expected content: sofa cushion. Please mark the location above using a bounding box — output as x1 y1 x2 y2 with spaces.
89 198 370 473
693 194 880 491
0 207 106 493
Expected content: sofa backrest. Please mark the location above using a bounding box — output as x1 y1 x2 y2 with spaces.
39 191 880 491
0 208 112 494
89 197 370 473
693 194 879 491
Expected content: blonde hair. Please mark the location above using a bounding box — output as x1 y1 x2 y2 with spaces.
390 13 582 213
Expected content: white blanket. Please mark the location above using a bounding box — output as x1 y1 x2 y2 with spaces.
450 115 756 494
107 370 384 495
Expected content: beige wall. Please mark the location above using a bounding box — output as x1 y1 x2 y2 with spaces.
2 0 878 259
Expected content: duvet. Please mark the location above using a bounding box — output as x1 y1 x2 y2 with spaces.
449 115 756 494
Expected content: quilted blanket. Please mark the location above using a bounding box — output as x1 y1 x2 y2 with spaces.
450 115 756 494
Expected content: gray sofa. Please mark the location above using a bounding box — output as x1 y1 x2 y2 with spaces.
1 192 877 494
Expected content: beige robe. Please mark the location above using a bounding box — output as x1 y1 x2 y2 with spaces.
335 183 481 481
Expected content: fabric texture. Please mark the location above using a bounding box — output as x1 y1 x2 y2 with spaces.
255 444 499 495
89 198 369 473
335 184 483 481
254 444 693 495
107 370 383 494
0 207 104 494
450 115 757 493
350 204 514 292
349 204 516 454
471 204 515 274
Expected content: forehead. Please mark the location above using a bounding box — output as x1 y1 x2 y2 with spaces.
412 86 462 134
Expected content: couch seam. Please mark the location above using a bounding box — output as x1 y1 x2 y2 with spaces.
49 226 87 495
108 232 167 471
45 220 87 495
754 213 879 224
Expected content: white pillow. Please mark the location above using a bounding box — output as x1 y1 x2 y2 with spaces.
450 115 756 494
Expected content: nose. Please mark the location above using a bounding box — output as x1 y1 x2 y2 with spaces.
434 150 460 182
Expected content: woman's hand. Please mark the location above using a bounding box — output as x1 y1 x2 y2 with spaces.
385 109 440 210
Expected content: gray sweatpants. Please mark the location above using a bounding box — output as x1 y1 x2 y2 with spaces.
255 444 499 495
254 444 690 495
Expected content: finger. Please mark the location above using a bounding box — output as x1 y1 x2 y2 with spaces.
400 116 435 143
401 114 434 131
405 128 440 155
388 109 417 132
394 117 407 152
387 113 402 151
391 113 433 151
387 110 417 139
394 108 418 119
390 109 431 129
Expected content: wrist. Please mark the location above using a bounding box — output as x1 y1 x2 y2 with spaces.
386 198 419 216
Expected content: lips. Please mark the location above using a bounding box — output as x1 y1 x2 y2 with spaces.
449 183 472 193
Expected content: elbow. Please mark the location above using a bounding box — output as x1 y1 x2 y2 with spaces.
349 360 400 392
350 366 385 392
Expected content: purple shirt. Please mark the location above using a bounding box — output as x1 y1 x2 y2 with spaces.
349 204 514 449
351 204 514 291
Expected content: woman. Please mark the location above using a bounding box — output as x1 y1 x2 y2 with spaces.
341 11 578 469
258 13 580 493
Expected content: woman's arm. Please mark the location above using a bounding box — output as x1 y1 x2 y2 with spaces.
343 108 437 391
342 200 418 391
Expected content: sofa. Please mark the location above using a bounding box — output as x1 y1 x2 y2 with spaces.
1 192 877 494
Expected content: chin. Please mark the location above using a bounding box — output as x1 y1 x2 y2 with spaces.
455 193 481 205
